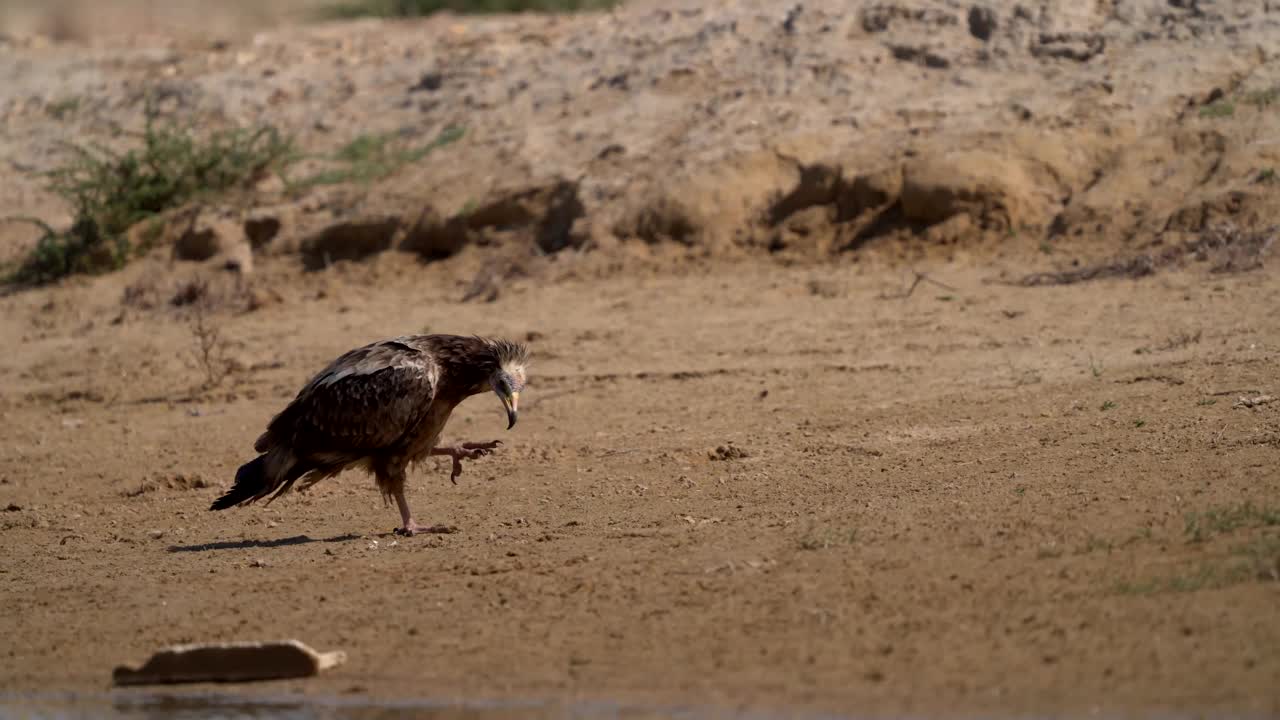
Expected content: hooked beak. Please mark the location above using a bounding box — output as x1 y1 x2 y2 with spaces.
501 390 519 430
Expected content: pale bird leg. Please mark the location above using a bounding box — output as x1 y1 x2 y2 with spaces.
429 441 502 484
392 488 429 536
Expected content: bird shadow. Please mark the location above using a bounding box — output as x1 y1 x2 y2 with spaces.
167 533 362 553
371 524 460 539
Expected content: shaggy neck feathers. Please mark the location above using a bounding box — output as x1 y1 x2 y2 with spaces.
426 335 529 398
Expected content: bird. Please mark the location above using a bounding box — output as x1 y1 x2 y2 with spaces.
209 334 529 536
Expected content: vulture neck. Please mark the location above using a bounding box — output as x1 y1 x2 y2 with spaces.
431 344 497 402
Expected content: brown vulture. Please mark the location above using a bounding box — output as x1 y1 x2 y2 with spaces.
210 334 529 535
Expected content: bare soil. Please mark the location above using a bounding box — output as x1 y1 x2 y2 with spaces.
1 0 1279 717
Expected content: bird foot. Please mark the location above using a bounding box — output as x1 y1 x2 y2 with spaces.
395 521 456 537
432 441 502 484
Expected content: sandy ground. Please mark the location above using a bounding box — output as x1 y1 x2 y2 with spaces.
1 0 1279 718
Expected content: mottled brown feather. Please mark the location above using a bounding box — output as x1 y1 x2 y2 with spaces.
257 338 437 456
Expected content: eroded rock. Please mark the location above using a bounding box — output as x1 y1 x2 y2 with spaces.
901 149 1041 231
400 207 468 260
968 6 998 41
301 217 401 270
173 217 243 263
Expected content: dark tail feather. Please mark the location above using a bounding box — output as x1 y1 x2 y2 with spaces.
210 455 270 511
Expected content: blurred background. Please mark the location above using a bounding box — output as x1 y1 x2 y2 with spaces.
0 0 622 43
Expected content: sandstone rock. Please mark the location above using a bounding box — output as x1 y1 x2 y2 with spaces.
173 217 243 262
968 6 998 41
244 210 283 250
300 217 401 270
844 167 904 218
400 206 468 260
619 150 794 249
221 240 254 275
900 149 1044 231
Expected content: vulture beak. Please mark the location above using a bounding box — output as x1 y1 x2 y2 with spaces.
500 390 519 429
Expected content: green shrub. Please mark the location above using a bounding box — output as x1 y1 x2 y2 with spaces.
288 126 464 190
319 0 618 20
7 112 293 285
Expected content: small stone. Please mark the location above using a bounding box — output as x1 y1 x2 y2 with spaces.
709 444 750 461
409 72 443 92
968 6 998 41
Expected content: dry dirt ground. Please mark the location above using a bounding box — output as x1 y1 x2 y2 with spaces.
1 0 1279 718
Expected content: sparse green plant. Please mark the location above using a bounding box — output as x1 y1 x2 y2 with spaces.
289 126 463 191
1135 330 1202 355
1039 240 1053 255
1120 534 1280 595
1115 562 1254 596
1014 486 1027 497
1231 535 1280 582
936 295 954 302
1114 578 1159 595
7 109 292 286
1101 400 1116 411
1243 86 1279 109
1161 330 1202 351
1089 355 1103 378
1199 100 1235 118
1184 502 1280 543
1124 526 1155 546
1134 419 1146 428
1078 535 1113 555
318 0 618 19
798 526 858 551
46 96 81 120
1258 168 1277 184
1197 398 1218 407
1036 544 1063 560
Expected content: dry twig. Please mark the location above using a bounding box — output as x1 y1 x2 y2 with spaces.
1007 222 1274 287
880 269 958 299
188 283 231 389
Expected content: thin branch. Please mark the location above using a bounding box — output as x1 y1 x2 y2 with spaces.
880 269 958 299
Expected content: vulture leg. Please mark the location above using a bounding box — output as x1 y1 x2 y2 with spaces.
392 488 430 537
430 441 502 484
380 465 426 537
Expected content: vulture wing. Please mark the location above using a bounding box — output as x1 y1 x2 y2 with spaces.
259 339 436 457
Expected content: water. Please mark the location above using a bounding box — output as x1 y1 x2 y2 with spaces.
0 691 820 720
3 691 1261 720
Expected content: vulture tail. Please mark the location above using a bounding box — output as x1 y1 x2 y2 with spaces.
210 454 306 511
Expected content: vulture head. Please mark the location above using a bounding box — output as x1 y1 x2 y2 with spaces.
482 339 529 429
